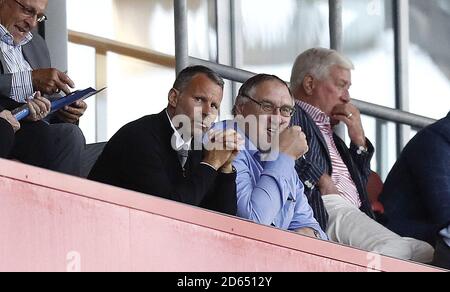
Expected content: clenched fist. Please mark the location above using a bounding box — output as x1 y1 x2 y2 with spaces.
279 126 309 160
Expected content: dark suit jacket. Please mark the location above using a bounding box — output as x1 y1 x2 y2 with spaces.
380 112 450 244
88 110 238 215
291 104 375 230
0 111 14 158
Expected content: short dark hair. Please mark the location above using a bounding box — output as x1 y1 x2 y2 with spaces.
173 66 225 92
238 74 291 98
233 74 292 115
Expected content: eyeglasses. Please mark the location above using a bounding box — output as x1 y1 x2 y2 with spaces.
241 93 296 117
13 0 48 23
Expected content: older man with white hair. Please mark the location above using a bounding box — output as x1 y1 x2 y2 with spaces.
289 47 434 263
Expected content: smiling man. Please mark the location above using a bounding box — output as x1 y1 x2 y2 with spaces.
0 0 86 176
289 47 434 262
218 74 326 239
0 0 86 121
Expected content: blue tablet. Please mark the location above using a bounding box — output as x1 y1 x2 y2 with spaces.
12 87 106 121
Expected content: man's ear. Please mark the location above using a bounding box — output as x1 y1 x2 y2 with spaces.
234 102 245 116
168 88 179 108
303 75 315 96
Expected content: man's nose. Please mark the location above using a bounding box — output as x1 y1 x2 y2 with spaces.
271 107 285 117
268 113 282 126
24 17 37 29
342 90 351 103
202 103 213 116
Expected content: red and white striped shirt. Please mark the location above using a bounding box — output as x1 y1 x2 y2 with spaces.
298 101 362 208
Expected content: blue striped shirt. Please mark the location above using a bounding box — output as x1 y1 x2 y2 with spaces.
0 25 34 102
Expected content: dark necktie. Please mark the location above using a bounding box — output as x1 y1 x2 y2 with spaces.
177 148 189 169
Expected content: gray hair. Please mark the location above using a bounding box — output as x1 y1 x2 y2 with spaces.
290 48 354 93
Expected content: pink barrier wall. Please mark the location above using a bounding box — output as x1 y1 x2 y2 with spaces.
0 159 441 272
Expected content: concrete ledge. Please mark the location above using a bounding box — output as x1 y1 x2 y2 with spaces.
0 159 441 272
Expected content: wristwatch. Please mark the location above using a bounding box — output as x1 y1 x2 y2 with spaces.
313 229 321 239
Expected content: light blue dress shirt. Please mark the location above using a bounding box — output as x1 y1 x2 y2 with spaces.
212 121 327 239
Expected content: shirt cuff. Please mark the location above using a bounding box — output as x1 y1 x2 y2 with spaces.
296 157 324 190
350 139 374 155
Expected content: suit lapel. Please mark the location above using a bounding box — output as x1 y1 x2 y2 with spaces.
300 106 331 159
0 38 38 70
158 110 202 174
156 110 183 175
158 109 178 156
22 43 38 69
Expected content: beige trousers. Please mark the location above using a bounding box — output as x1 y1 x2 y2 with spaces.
323 195 434 263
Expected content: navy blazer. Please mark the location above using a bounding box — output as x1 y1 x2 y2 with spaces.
0 115 14 158
380 112 450 245
291 104 375 230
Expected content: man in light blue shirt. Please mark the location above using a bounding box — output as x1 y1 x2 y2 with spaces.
215 74 326 239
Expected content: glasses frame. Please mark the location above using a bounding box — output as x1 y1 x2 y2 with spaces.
13 0 48 23
240 93 296 117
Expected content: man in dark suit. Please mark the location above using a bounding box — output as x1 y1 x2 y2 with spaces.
0 0 87 175
89 66 239 215
380 112 450 269
289 48 433 262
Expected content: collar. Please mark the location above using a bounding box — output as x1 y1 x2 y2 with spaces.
296 100 331 125
165 110 192 150
0 24 33 47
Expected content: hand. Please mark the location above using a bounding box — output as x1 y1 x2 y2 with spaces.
24 92 51 122
278 126 309 160
295 228 320 239
318 174 339 196
203 129 243 171
0 110 20 132
331 103 366 147
56 100 88 124
220 138 243 174
32 68 75 95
